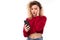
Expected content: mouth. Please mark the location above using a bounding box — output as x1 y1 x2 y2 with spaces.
33 12 35 14
33 13 36 16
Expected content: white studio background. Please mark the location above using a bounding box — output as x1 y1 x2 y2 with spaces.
0 0 60 40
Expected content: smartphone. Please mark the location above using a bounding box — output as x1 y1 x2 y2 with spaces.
24 20 30 26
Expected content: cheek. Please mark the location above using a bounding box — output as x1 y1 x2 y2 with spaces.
35 9 39 13
35 10 38 12
31 10 33 14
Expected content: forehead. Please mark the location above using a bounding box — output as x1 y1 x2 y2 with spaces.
31 5 39 8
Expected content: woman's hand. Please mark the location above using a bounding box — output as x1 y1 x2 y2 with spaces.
37 11 39 16
24 24 30 32
37 9 43 16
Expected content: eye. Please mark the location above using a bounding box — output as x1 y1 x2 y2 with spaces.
31 8 33 10
35 8 37 10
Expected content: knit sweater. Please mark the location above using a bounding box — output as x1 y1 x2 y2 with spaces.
23 16 47 37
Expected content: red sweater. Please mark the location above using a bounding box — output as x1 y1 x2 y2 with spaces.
23 16 47 37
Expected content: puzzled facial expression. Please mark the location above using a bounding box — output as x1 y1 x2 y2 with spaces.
30 5 40 17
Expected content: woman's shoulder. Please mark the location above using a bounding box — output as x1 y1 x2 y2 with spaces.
25 17 32 21
26 17 35 22
41 15 47 18
40 16 47 20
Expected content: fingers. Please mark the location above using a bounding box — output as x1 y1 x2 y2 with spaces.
25 25 30 29
37 11 39 16
27 26 30 29
24 24 27 28
26 25 30 30
24 24 30 32
24 24 30 28
24 24 27 27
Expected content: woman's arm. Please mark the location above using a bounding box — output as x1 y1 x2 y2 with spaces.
23 20 30 37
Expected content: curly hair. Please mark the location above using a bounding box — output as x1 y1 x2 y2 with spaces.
27 1 43 19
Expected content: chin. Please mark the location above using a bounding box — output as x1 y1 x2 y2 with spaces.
33 15 36 17
33 14 36 16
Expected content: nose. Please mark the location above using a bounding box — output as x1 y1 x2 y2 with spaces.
32 9 35 13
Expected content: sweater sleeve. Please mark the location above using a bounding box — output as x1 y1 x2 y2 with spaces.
35 16 47 32
23 18 29 37
23 24 29 37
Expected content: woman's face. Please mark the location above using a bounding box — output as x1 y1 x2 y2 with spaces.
30 5 40 17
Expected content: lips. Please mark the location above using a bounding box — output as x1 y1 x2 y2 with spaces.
33 13 35 14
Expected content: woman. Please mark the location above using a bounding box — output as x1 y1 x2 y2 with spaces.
23 1 47 40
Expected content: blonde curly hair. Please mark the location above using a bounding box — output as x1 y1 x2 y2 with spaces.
27 1 43 19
